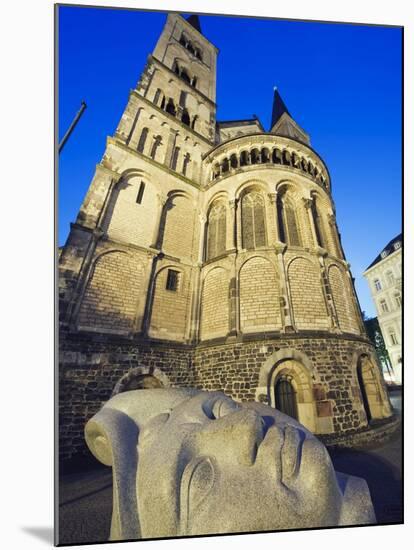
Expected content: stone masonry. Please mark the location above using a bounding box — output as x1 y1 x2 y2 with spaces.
58 13 393 461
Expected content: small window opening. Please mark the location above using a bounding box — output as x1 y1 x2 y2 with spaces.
166 269 180 291
136 181 145 204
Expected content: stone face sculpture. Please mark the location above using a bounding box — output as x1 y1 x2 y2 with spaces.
85 389 375 540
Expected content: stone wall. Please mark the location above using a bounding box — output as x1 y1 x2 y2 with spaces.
59 327 391 462
58 330 194 461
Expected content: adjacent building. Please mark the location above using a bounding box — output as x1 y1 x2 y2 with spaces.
58 13 393 461
363 234 402 384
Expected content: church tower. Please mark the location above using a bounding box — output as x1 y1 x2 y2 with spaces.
59 13 394 462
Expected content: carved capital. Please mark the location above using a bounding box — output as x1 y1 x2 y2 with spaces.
268 192 277 204
303 198 313 210
274 242 287 255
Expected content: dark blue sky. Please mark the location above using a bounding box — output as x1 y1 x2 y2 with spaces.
58 5 402 317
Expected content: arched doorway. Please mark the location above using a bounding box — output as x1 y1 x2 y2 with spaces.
357 362 372 421
356 355 391 421
274 376 298 420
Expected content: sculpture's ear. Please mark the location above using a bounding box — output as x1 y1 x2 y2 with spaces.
85 407 141 541
336 472 376 526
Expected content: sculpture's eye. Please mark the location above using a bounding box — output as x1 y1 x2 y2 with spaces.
180 456 216 531
204 397 241 420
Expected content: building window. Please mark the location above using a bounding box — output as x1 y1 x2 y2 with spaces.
374 279 382 292
386 271 395 285
394 241 401 250
381 250 388 259
311 197 325 248
171 147 180 171
380 299 389 313
389 330 398 346
395 293 402 308
137 127 148 153
136 181 145 204
206 202 226 260
166 269 180 292
241 191 266 249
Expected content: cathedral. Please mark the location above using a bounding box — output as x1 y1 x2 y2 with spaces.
58 13 393 461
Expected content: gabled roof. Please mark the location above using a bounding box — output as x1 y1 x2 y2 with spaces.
366 233 402 270
217 117 264 131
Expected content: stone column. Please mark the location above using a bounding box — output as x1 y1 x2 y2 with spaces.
228 199 238 251
151 194 168 250
76 164 119 230
228 258 238 337
318 251 339 332
134 251 157 335
198 212 207 263
165 129 178 168
274 243 294 331
267 193 278 245
188 264 202 343
303 197 318 248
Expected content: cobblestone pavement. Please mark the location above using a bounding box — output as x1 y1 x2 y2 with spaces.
58 390 402 545
329 389 402 524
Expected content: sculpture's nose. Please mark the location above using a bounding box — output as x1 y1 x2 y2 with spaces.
192 408 266 466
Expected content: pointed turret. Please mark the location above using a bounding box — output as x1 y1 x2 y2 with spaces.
271 87 290 128
270 87 310 145
186 14 202 34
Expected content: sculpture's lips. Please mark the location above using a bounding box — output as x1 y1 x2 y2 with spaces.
256 421 304 481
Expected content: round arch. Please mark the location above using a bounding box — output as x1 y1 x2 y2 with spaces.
112 366 170 396
353 352 392 423
255 349 318 431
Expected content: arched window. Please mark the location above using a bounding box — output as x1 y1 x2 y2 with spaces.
181 68 191 84
250 148 260 164
277 193 300 246
240 151 249 166
153 88 162 106
284 199 301 246
241 191 266 249
179 33 187 47
311 196 325 248
150 135 162 160
191 115 198 130
137 127 148 153
261 148 270 163
206 203 227 260
182 153 191 176
171 147 180 171
182 108 190 126
230 154 238 169
179 90 187 107
222 158 229 173
166 98 176 117
276 194 286 243
274 377 298 420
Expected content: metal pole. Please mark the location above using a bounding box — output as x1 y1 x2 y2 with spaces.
59 101 87 153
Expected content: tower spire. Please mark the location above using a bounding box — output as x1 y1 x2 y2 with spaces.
271 87 290 128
